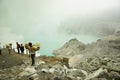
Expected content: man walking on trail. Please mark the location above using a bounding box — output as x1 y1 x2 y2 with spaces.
16 42 20 54
28 42 40 66
29 42 36 66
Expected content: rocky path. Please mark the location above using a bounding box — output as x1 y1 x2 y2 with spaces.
0 49 120 80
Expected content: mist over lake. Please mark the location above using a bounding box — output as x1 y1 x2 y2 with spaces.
0 0 120 56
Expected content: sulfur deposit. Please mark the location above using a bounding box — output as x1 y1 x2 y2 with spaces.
25 43 40 51
6 43 12 49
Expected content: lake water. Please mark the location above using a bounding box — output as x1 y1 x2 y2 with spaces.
36 34 99 56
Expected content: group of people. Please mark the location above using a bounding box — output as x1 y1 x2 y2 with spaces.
16 42 24 54
5 42 24 54
0 42 40 66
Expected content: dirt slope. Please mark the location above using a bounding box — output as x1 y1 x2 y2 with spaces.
0 48 29 69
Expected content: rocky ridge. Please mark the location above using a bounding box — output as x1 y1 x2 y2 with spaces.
52 31 120 80
53 38 86 58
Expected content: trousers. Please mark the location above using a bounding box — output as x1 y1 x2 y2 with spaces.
31 54 35 66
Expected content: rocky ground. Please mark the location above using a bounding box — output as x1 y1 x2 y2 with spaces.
0 49 69 80
0 49 120 80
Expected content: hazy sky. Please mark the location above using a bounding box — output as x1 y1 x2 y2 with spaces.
0 0 120 55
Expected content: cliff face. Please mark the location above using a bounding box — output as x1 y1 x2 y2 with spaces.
53 38 86 58
83 34 120 55
53 32 120 57
53 32 120 72
50 33 120 80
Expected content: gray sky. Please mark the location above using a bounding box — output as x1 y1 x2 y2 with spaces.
0 0 120 54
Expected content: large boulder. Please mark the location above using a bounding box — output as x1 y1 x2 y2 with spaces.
85 68 110 80
18 66 36 77
69 54 83 68
67 69 88 79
